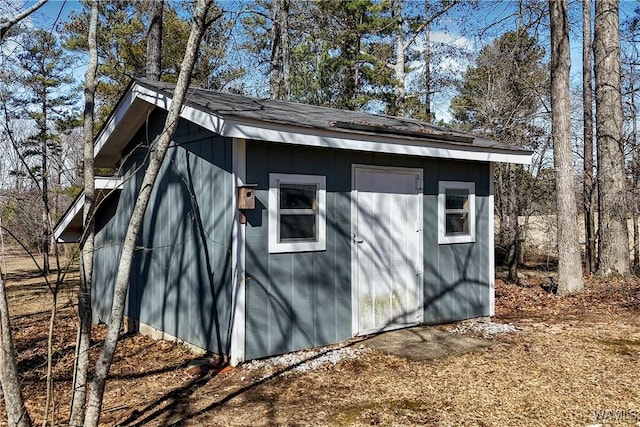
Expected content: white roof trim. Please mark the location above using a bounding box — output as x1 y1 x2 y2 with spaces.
94 89 136 160
54 177 124 243
54 193 84 242
95 176 125 190
94 83 532 166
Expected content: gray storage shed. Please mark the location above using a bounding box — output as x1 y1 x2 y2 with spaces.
55 79 532 365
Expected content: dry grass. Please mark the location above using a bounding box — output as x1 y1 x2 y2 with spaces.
0 256 639 426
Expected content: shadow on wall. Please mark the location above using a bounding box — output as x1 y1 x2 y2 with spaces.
242 185 351 359
94 133 491 362
242 182 490 360
126 137 234 358
423 242 490 324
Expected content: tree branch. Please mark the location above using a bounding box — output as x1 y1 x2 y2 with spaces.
0 0 48 41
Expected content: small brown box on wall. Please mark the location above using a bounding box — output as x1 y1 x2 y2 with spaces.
237 185 257 210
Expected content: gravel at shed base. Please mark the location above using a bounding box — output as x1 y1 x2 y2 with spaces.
243 345 367 373
449 320 521 338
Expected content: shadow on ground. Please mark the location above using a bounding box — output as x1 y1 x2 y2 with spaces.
359 326 493 361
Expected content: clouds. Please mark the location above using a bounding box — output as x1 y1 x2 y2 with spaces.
402 30 475 121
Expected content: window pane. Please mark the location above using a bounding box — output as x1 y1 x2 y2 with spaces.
445 188 469 210
280 214 317 241
446 213 469 235
280 184 317 210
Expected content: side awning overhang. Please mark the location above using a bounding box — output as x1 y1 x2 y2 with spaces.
54 177 124 243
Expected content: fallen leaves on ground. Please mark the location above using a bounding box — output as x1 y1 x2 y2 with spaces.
0 261 639 426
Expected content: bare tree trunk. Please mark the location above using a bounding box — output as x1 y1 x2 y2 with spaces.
420 0 459 121
582 0 596 273
424 0 432 121
393 0 406 117
594 0 630 277
145 0 163 81
280 0 291 101
82 1 216 425
506 164 519 282
40 96 50 276
69 1 98 425
43 291 58 426
269 0 291 100
634 204 639 273
550 0 584 294
269 0 282 99
0 245 31 427
630 73 639 273
507 217 520 282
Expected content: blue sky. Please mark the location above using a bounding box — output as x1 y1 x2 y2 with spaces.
16 0 640 121
24 0 80 30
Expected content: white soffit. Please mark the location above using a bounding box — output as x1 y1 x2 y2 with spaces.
54 194 84 242
54 177 124 242
95 83 532 166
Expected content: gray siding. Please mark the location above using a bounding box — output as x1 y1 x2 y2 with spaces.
244 143 352 360
94 120 493 361
422 160 492 324
244 142 492 359
92 110 234 355
93 153 141 323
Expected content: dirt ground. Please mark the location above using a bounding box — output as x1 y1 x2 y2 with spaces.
1 255 639 426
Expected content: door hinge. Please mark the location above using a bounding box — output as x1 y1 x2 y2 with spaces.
416 177 423 192
416 220 423 232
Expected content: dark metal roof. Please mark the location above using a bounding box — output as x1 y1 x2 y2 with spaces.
134 78 530 154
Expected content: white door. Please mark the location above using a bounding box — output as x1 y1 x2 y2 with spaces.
352 165 423 335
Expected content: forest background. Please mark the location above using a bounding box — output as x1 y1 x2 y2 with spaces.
1 0 640 425
2 0 640 280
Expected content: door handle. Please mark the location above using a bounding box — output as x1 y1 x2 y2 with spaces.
353 234 364 243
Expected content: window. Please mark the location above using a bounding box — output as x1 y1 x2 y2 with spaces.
269 173 326 253
438 181 475 244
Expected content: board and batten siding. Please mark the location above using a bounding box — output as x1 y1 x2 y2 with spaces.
243 141 352 360
93 111 235 355
92 176 137 324
244 141 492 360
421 159 492 324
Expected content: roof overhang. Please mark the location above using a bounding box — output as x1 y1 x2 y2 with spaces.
94 84 158 168
94 82 532 168
54 177 124 243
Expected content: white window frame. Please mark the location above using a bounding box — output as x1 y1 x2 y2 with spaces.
438 181 476 244
268 173 326 253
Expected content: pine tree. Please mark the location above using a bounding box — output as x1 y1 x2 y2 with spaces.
549 0 583 294
11 28 77 274
594 0 630 277
450 29 548 280
62 1 240 118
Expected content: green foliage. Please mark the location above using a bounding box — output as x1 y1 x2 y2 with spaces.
449 28 550 269
56 185 83 199
61 0 242 119
62 0 147 116
7 28 78 182
450 28 547 147
239 0 396 110
312 0 395 110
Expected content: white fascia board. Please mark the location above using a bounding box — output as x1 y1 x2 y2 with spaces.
54 193 84 242
95 176 124 190
220 120 533 165
183 104 532 165
54 177 124 242
94 87 136 159
115 83 532 165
